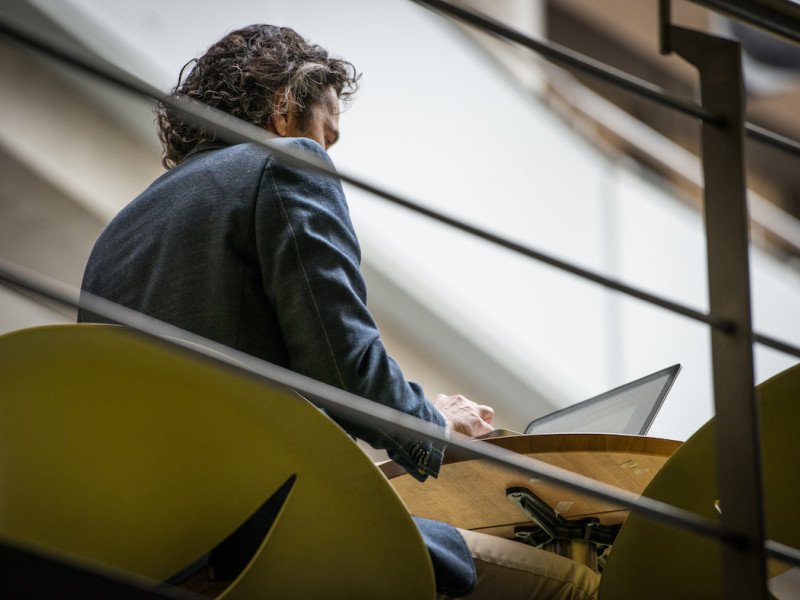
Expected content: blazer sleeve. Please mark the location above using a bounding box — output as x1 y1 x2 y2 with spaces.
254 137 447 480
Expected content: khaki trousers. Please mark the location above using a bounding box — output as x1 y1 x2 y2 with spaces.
439 529 600 600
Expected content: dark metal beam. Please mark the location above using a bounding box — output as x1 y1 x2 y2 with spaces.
666 23 769 599
688 0 800 45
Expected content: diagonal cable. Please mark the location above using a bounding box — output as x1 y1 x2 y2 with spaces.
3 13 800 356
412 0 800 160
0 14 731 335
0 256 741 550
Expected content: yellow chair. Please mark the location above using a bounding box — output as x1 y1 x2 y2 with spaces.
0 324 436 598
598 363 800 598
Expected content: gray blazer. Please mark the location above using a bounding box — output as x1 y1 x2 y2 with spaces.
80 137 447 477
79 137 474 595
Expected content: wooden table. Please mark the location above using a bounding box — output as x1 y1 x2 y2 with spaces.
381 433 681 540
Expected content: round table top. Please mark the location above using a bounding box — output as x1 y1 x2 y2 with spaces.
381 433 681 536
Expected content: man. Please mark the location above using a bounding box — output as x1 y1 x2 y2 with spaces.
80 24 598 599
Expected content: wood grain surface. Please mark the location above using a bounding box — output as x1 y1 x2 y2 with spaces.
382 434 681 535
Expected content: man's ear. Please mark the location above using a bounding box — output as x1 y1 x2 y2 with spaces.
268 89 292 137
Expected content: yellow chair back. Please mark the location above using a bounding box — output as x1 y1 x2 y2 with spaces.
598 363 800 598
0 324 435 598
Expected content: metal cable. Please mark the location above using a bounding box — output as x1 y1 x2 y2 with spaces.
413 0 800 159
0 256 743 550
0 15 736 336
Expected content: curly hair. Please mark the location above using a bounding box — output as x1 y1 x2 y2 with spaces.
156 24 360 169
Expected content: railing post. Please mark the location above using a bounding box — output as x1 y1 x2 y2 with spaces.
661 13 768 600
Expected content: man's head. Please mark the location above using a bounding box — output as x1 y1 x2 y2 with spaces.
156 24 360 168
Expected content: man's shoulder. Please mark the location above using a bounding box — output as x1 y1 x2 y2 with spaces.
269 136 327 154
231 137 328 156
184 137 331 171
263 137 334 169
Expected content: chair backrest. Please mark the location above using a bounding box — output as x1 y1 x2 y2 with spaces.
0 324 435 599
597 363 800 598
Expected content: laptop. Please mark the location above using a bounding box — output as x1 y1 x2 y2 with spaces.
482 364 680 438
525 364 680 435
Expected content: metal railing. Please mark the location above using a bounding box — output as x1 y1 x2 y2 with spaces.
413 2 799 597
411 2 800 597
2 0 800 596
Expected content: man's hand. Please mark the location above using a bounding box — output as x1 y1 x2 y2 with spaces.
431 393 495 438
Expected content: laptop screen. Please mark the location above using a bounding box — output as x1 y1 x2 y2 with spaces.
524 364 681 436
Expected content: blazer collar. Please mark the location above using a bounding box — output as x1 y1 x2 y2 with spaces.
182 140 228 163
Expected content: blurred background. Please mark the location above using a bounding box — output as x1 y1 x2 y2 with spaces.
2 0 800 442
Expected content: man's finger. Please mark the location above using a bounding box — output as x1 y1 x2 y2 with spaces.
478 404 494 424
